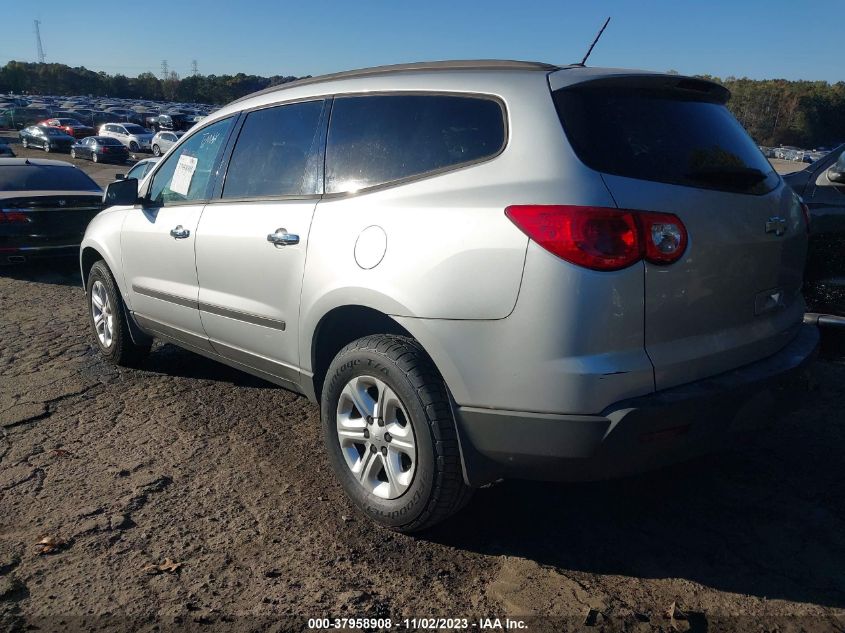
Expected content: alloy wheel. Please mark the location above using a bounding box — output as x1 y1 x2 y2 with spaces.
91 280 114 348
336 375 417 500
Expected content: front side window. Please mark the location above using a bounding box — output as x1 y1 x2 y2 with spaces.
147 117 234 206
222 100 325 199
325 94 505 194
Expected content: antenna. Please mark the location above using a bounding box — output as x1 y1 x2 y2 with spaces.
191 59 199 76
161 59 169 81
34 20 46 63
578 16 610 66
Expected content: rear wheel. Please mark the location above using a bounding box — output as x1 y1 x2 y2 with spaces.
43 143 50 153
86 260 150 366
129 141 139 152
321 335 472 532
152 144 161 157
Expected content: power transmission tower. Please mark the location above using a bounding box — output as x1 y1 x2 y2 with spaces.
191 60 199 76
161 60 169 81
34 20 46 63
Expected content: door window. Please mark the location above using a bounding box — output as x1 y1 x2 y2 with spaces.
147 117 234 206
222 100 326 199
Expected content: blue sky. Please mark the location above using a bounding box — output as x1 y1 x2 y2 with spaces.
1 0 839 82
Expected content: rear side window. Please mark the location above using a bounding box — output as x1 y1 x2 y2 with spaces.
222 99 326 199
0 166 100 192
325 94 505 194
554 86 779 194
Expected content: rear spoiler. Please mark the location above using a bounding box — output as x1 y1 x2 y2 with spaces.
548 68 730 104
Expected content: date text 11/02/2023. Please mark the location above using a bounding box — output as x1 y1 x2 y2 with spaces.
307 617 528 629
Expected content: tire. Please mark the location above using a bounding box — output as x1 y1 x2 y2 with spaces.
129 141 139 152
321 334 472 532
70 149 76 159
92 152 98 163
86 260 150 367
152 144 161 157
43 143 50 153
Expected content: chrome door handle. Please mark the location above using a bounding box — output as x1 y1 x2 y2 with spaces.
170 225 190 239
267 228 299 246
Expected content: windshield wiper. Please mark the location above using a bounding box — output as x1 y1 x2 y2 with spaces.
685 166 768 184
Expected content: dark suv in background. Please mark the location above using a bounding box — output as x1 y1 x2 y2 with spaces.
784 144 845 323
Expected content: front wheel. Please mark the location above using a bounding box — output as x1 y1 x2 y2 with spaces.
129 141 139 152
70 149 76 159
321 335 472 532
152 144 161 157
92 152 98 163
86 260 150 366
43 143 50 153
21 138 28 148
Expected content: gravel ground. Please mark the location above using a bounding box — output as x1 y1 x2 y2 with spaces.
1 138 844 632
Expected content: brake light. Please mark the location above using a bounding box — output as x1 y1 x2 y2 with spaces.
0 211 31 224
505 205 687 271
799 201 811 234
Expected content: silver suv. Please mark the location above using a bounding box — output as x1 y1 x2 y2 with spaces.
81 61 818 532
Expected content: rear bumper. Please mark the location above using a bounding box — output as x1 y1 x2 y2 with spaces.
454 324 820 486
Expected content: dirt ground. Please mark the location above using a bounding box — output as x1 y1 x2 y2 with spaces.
2 138 845 632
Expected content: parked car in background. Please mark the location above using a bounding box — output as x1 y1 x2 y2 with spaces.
19 125 75 153
1 158 103 264
98 122 153 152
150 130 184 156
1 107 52 129
71 136 130 164
116 156 160 182
784 144 845 323
85 61 817 532
39 117 96 139
149 113 192 132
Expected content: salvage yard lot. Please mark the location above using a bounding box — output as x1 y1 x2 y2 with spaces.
1 139 844 631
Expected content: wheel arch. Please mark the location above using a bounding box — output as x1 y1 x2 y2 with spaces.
309 305 414 403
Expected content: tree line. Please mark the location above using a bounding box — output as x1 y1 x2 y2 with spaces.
1 61 843 148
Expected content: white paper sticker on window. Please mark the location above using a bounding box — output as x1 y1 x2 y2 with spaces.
170 154 198 197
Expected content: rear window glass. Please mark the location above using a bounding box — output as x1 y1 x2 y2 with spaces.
98 138 123 146
554 86 778 194
0 166 101 192
325 94 505 194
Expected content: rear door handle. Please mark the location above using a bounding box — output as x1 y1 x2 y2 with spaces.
170 225 190 239
267 228 299 246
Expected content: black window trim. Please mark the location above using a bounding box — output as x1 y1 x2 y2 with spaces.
207 96 331 204
139 114 240 208
320 90 509 199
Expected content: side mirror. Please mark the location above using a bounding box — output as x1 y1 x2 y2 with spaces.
115 173 125 181
103 177 139 206
828 168 845 184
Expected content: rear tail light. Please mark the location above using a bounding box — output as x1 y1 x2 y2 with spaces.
799 201 811 234
638 212 688 264
0 211 31 224
505 205 687 271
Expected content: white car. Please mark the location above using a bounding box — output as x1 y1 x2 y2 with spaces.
98 122 154 153
150 130 184 156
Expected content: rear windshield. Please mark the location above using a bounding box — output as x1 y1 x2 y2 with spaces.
0 165 101 192
97 138 123 146
123 124 147 133
554 86 779 194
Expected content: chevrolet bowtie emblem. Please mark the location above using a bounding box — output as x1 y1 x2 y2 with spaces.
765 216 787 236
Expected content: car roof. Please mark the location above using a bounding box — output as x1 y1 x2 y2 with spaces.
230 59 559 106
0 157 76 168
